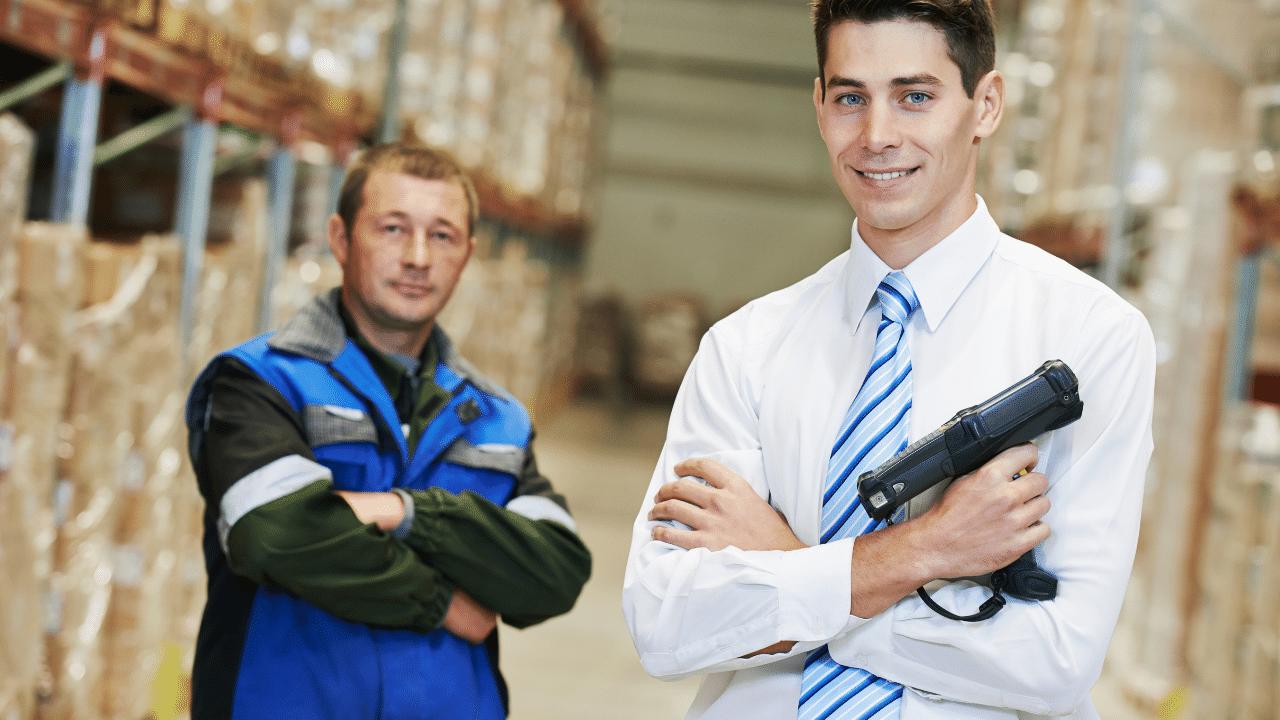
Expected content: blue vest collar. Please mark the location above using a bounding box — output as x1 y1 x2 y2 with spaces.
269 287 511 402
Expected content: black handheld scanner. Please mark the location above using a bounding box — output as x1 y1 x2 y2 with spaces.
855 359 1083 604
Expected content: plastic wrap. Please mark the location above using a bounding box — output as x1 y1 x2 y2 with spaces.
1186 404 1280 719
632 294 706 399
10 222 87 718
0 111 35 720
437 240 552 411
188 179 268 380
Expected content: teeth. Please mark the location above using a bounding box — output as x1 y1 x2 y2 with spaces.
862 170 912 180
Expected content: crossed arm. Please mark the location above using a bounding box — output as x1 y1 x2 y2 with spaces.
200 358 591 643
647 446 1050 658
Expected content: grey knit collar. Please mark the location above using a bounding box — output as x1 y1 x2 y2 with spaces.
268 287 509 400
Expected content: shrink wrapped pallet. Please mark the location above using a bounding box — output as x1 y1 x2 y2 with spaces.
438 240 552 411
454 0 507 169
1105 153 1240 712
41 239 151 720
78 237 191 720
534 266 580 421
8 223 86 716
573 293 630 395
1186 404 1280 720
189 179 268 378
271 252 342 329
633 294 706 399
0 111 35 720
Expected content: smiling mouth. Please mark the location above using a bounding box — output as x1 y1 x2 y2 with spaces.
391 281 433 295
857 168 918 180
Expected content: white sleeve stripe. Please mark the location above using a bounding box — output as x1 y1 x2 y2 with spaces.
505 495 579 534
218 454 333 555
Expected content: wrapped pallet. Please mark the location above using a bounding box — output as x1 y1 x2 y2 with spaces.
43 240 151 720
573 293 631 396
189 179 268 380
93 238 191 720
271 252 342 329
1186 404 1280 720
9 222 87 716
633 294 706 400
0 111 36 720
437 240 551 413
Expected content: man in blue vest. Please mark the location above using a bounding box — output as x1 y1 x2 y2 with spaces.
186 142 591 720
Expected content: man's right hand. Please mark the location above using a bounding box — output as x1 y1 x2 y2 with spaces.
917 442 1051 579
847 442 1051 618
442 588 498 643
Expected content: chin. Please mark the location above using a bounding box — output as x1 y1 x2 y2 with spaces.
851 204 920 233
374 302 438 331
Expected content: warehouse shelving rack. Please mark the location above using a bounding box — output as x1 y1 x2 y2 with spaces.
0 0 607 362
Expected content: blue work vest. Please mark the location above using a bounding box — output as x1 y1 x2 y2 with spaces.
187 301 531 720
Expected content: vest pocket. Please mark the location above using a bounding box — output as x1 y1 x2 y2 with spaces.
303 404 379 447
440 438 525 477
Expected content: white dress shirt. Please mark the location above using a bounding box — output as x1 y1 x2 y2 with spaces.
622 197 1155 720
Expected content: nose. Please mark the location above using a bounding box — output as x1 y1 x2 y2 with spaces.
403 228 431 268
862 100 900 155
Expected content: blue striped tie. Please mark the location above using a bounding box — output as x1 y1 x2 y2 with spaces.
798 271 919 720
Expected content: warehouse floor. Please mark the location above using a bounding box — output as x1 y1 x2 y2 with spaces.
500 399 701 720
499 399 1131 719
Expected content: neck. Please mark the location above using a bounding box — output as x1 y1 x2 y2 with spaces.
341 289 434 357
860 190 978 270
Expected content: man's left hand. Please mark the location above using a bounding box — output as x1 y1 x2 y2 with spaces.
649 458 806 552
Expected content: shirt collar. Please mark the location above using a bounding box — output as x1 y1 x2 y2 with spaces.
844 195 999 334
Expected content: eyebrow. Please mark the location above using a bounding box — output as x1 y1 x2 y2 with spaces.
825 74 944 90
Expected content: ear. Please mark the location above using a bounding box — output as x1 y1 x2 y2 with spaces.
327 214 350 265
974 70 1005 139
813 76 827 142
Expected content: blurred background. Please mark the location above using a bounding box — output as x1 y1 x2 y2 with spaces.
1 0 1279 718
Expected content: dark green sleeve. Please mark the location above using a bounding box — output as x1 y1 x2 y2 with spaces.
202 359 454 633
403 486 592 629
226 482 454 633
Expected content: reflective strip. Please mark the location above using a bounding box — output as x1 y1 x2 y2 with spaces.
506 495 578 534
218 454 332 555
441 439 525 476
302 404 378 447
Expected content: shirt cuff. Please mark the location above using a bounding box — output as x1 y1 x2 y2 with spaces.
776 537 860 641
391 488 415 540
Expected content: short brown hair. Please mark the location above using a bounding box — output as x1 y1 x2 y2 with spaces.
337 142 480 237
812 0 996 98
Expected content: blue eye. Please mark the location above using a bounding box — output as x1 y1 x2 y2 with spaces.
906 92 930 104
836 93 864 106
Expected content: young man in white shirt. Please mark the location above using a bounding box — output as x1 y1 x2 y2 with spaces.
622 1 1155 718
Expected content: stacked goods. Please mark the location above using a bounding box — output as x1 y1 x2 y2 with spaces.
454 0 506 169
10 222 88 713
1186 405 1280 720
438 241 552 413
41 241 143 720
633 295 706 399
572 293 630 396
534 263 580 421
94 238 195 720
188 179 269 379
402 0 469 149
0 113 36 720
1098 153 1248 716
548 69 598 217
271 252 342 328
489 0 573 199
